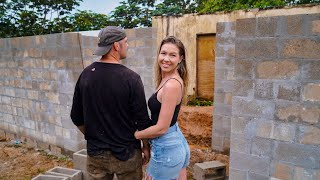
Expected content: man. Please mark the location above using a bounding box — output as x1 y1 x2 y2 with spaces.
70 26 151 180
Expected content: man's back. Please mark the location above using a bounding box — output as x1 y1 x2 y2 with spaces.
71 62 150 161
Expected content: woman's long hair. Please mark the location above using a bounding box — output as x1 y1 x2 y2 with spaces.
154 36 188 95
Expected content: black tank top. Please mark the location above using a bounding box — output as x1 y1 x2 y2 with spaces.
148 78 183 126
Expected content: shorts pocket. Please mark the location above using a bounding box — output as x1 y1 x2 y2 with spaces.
158 145 184 167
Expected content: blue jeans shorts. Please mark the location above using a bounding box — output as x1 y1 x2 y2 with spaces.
146 123 190 180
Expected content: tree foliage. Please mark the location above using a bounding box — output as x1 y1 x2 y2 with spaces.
0 0 84 38
196 0 319 13
0 0 318 37
111 0 198 28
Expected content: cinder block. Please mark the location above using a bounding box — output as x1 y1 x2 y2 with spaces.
31 174 69 180
45 167 81 180
194 161 226 180
73 149 88 180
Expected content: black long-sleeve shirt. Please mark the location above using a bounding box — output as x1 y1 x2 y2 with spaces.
70 62 151 161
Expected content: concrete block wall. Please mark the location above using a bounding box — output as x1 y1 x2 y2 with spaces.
0 33 85 155
0 27 156 155
212 22 235 152
229 14 320 179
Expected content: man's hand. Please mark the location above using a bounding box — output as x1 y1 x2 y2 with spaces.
141 140 150 165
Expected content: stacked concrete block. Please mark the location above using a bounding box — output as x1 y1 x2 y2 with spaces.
0 27 156 155
45 167 82 180
73 149 118 180
73 149 88 180
213 22 236 152
31 174 69 180
121 28 157 99
194 161 226 180
228 13 320 180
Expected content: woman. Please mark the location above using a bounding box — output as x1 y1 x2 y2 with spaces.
134 36 190 180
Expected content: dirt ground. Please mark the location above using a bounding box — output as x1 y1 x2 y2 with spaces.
0 106 229 180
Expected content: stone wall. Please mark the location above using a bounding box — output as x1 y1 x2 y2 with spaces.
153 5 320 98
229 13 320 179
212 22 235 152
0 27 156 155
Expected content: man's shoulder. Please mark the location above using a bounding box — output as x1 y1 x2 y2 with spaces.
120 65 140 79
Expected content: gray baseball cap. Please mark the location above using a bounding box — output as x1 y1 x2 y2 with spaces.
93 26 126 56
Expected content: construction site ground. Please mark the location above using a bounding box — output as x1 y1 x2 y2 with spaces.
0 106 229 180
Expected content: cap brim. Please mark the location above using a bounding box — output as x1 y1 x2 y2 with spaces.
93 45 112 56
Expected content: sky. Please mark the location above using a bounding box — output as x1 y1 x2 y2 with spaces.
76 0 123 15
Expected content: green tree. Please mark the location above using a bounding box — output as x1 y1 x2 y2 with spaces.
111 0 197 28
0 0 83 38
153 0 197 16
68 10 116 31
111 1 146 28
196 0 319 13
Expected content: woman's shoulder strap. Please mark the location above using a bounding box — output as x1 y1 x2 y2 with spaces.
156 78 183 93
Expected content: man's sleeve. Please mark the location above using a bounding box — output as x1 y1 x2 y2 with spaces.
70 75 84 126
131 76 152 131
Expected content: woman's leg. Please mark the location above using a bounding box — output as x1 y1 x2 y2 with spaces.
178 168 187 180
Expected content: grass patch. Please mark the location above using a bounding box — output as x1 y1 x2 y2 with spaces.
187 98 213 106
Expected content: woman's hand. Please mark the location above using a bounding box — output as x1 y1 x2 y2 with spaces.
134 131 140 139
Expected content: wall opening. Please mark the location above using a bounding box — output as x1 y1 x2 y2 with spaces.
196 34 216 101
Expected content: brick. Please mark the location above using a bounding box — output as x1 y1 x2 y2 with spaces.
298 125 320 145
231 116 250 135
313 170 320 180
27 90 39 100
52 60 66 69
293 167 314 180
281 38 320 59
287 15 303 36
194 161 226 180
212 135 224 151
311 20 320 34
256 121 273 139
229 168 247 180
248 172 268 180
277 83 301 102
303 83 320 102
272 162 294 180
45 167 82 180
274 142 320 169
214 103 232 116
275 103 300 122
73 149 89 180
216 22 225 35
256 60 299 79
257 17 279 37
251 137 272 157
301 106 320 124
233 80 253 97
272 122 295 142
236 18 256 37
43 71 58 81
230 135 249 154
255 80 274 99
233 97 275 118
236 38 278 59
49 144 62 156
216 36 235 46
234 59 253 79
230 152 270 176
302 61 320 81
45 92 59 104
135 28 152 38
31 174 68 180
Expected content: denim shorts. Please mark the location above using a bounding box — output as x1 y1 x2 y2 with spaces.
146 123 190 180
